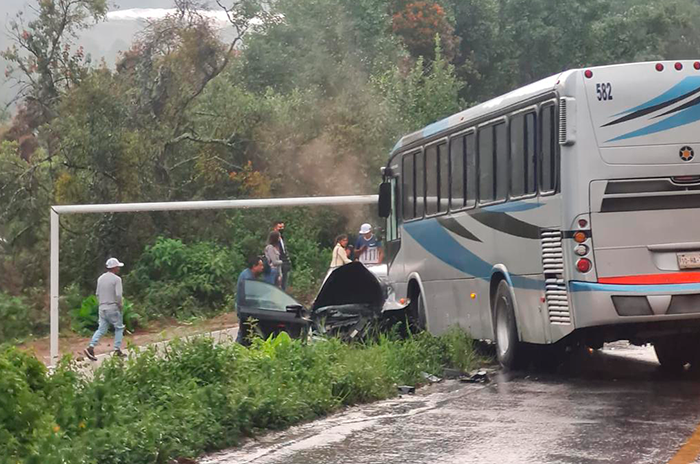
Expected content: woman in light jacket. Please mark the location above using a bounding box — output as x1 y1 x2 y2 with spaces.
264 231 283 287
329 234 352 271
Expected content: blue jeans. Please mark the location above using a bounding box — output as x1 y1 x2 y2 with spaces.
90 306 124 350
264 268 280 286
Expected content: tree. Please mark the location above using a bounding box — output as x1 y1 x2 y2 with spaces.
390 1 459 62
373 37 464 133
2 0 108 157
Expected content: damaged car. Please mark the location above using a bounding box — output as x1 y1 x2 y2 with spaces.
236 262 409 343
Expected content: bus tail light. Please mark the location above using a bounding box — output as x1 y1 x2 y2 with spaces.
574 244 589 256
577 259 592 273
578 218 588 228
656 63 665 72
675 62 683 71
695 62 700 70
584 70 593 79
672 175 700 184
573 231 587 243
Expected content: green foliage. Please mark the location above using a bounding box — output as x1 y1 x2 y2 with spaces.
70 295 141 335
126 237 243 319
373 37 464 132
0 328 475 463
0 292 33 343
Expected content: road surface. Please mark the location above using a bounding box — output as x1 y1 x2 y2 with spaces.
200 342 700 464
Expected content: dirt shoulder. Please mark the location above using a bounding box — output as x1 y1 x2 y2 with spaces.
19 312 239 365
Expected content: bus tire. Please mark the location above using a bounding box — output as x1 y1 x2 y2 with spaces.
653 337 692 373
408 288 427 332
494 280 526 370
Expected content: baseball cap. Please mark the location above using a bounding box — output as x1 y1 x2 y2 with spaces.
359 223 372 234
106 257 125 269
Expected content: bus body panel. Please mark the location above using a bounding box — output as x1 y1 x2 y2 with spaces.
584 63 700 153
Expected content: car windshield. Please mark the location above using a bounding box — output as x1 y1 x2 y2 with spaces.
242 280 301 312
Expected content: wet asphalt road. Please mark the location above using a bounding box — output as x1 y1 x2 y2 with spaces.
200 343 700 464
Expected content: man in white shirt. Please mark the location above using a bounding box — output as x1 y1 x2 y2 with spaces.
355 223 384 265
84 257 126 360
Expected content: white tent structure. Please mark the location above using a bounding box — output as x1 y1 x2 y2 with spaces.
49 194 378 365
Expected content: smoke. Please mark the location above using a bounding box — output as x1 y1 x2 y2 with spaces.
276 132 378 230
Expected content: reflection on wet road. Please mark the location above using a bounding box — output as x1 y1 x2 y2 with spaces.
201 343 700 464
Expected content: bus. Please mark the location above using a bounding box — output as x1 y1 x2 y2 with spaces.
377 60 700 370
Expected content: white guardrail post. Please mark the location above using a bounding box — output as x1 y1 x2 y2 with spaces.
50 208 60 365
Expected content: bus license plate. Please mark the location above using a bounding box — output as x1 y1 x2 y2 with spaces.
678 252 700 269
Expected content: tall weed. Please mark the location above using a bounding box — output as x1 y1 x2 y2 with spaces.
0 328 475 463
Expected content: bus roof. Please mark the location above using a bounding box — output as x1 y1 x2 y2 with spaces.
390 70 573 156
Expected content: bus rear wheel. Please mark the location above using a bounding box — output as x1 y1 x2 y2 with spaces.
653 336 698 373
494 280 526 370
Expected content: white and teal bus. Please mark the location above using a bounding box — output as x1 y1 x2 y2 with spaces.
378 60 700 370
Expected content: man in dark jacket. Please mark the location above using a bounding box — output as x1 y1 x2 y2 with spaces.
272 220 292 290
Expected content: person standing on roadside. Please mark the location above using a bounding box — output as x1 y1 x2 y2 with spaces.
84 257 126 361
355 223 384 266
329 234 352 271
264 231 283 287
236 255 265 344
272 220 292 290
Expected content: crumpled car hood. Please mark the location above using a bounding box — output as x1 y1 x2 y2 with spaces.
312 262 384 312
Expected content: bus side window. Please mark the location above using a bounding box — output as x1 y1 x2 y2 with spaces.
510 113 526 197
510 112 537 197
450 135 465 209
525 112 537 195
415 150 425 217
386 177 399 241
402 153 414 220
478 126 494 203
438 143 449 212
466 133 476 207
494 122 508 202
425 145 438 215
540 104 558 193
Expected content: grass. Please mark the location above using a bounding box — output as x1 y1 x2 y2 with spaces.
0 327 477 464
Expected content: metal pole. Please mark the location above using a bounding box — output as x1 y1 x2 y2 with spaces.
51 194 378 215
50 208 59 366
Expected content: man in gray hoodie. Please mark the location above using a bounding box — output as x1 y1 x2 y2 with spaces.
84 257 126 360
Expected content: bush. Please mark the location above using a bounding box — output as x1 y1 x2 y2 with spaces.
0 292 33 343
0 327 475 463
70 295 141 335
125 237 244 320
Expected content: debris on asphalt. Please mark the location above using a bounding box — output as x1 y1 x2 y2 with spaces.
459 370 490 384
397 385 416 394
421 372 442 383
